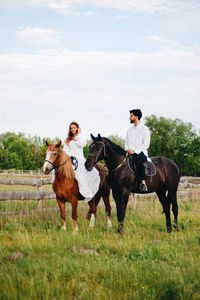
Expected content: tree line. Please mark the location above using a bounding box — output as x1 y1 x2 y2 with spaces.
0 115 199 176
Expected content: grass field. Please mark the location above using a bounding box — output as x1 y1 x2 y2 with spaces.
0 195 200 300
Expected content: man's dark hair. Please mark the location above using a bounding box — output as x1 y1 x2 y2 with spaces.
129 109 142 120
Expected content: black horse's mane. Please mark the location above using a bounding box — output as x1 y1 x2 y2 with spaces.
103 137 126 156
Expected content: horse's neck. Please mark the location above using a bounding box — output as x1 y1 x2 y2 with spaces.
105 143 125 170
56 151 75 179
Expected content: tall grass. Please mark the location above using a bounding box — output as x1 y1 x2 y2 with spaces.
0 197 200 300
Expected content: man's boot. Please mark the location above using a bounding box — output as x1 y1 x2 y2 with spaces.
139 180 148 192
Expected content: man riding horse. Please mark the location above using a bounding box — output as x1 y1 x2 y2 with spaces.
125 109 151 192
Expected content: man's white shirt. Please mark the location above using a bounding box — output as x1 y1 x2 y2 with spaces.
125 122 151 157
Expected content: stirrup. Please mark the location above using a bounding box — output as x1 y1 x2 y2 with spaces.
140 182 148 192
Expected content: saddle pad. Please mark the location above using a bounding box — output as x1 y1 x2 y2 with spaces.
144 161 156 176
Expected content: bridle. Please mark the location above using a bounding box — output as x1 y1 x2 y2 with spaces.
89 141 106 163
44 150 70 173
89 140 127 173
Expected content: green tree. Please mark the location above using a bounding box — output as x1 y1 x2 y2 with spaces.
83 143 89 159
107 134 125 148
0 132 37 169
145 115 200 176
181 135 200 176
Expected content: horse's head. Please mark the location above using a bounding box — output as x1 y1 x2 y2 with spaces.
85 134 105 171
42 140 62 174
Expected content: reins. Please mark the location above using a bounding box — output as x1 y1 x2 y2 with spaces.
44 153 70 173
90 140 127 173
108 155 127 173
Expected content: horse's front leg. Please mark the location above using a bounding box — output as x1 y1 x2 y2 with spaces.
57 198 66 230
87 199 97 228
71 197 78 232
113 189 129 234
168 189 179 231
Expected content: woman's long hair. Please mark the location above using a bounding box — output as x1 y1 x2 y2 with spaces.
65 121 79 144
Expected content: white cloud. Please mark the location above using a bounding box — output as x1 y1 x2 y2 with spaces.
145 35 179 47
0 0 199 14
17 27 61 45
0 46 200 138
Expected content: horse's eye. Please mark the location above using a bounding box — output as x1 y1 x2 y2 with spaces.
53 153 57 156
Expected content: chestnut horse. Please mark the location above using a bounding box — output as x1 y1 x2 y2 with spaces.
42 141 112 231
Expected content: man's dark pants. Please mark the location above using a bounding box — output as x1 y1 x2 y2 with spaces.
129 152 147 180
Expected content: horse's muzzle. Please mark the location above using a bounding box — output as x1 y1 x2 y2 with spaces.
85 161 93 172
42 165 51 175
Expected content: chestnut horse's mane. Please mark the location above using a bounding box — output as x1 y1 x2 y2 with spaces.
58 150 75 179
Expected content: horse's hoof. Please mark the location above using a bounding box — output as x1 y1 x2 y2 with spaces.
86 213 91 220
72 223 79 232
167 227 172 233
107 219 112 229
173 224 179 231
117 229 124 236
88 214 95 228
88 224 95 229
107 224 112 230
72 228 78 234
117 224 124 235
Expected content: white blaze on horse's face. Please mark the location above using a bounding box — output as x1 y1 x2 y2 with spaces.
43 150 54 175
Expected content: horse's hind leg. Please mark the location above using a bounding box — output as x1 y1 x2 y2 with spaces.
101 186 112 228
156 190 172 232
167 189 179 230
102 194 112 228
57 199 66 230
71 197 78 232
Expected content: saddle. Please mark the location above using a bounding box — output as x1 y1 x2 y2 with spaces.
127 156 156 177
143 161 156 176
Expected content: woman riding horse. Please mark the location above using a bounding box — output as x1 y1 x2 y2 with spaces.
63 121 100 202
43 139 112 231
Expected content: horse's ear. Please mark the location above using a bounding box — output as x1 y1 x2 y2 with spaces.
46 140 49 147
55 140 62 148
90 133 96 140
97 133 102 140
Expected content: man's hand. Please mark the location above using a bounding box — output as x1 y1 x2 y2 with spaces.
127 149 135 154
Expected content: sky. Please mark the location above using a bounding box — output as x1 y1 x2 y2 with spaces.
0 0 200 142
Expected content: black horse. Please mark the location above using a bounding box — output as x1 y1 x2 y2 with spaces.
85 134 180 233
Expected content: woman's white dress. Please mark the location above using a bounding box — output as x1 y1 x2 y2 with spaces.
63 134 100 201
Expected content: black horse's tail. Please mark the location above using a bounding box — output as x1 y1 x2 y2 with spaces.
166 157 180 191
